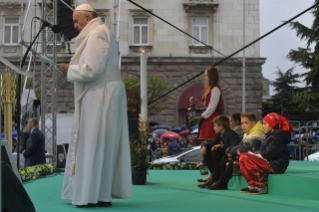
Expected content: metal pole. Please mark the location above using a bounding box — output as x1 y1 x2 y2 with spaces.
117 0 121 69
22 0 33 37
17 0 25 170
0 61 2 212
33 0 37 88
242 0 246 113
59 0 75 11
53 0 58 163
116 0 121 43
40 0 45 145
113 0 117 39
140 53 148 121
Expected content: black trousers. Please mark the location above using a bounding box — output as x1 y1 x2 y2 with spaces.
203 144 225 174
212 154 235 183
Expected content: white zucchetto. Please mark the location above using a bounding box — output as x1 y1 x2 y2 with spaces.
75 4 96 13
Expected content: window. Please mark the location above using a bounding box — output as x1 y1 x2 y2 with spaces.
133 17 148 45
192 17 208 45
4 17 19 45
100 16 107 24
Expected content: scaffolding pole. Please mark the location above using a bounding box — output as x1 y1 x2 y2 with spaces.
41 0 57 162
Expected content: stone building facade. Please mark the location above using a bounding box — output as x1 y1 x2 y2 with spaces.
0 0 265 127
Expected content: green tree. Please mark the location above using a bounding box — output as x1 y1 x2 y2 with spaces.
287 0 319 109
123 75 171 116
269 67 301 114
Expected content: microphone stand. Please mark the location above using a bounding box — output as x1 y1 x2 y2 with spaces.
17 24 45 169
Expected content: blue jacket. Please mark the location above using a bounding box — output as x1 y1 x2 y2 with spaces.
23 128 46 167
168 139 181 156
243 129 291 174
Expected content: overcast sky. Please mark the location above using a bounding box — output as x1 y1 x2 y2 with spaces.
260 0 315 95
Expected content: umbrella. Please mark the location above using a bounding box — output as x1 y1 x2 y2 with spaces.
171 127 182 134
149 121 165 127
180 130 191 137
151 129 168 137
151 124 171 131
161 131 180 139
191 128 198 134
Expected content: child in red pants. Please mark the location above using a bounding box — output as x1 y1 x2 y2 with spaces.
237 113 293 195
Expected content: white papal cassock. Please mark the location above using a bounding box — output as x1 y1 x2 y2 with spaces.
61 17 132 205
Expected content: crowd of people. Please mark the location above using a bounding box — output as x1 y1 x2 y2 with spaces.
147 132 198 160
289 128 319 160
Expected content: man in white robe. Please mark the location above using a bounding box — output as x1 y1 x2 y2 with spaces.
57 4 132 207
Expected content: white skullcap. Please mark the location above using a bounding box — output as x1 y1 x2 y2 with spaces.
75 4 96 13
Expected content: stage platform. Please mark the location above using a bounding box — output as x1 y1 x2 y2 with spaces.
24 161 319 212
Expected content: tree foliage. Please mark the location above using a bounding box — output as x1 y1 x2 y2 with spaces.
269 67 302 113
286 0 319 111
123 75 171 116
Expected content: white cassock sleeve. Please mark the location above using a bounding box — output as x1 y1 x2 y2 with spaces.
67 28 111 83
201 87 220 119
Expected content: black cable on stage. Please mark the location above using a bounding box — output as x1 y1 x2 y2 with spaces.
126 0 319 105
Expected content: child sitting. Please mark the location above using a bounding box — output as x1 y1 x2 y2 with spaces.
238 113 293 195
206 112 264 190
197 115 241 188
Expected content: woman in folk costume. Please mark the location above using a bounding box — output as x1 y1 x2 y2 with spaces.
58 4 132 207
238 113 293 195
190 67 224 142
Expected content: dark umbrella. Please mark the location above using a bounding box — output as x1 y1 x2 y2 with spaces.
149 121 165 127
151 124 171 131
151 129 168 137
171 127 182 134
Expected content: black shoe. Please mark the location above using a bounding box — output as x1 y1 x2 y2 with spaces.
240 187 251 193
248 186 268 195
197 178 214 188
76 202 112 207
197 179 207 183
206 181 228 190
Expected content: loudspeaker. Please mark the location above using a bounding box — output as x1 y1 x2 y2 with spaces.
1 162 36 212
57 0 79 41
1 140 21 182
57 143 69 169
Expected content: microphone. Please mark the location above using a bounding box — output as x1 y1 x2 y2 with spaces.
35 17 61 33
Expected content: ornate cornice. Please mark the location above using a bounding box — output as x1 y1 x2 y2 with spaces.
96 9 109 16
183 0 218 12
129 9 153 17
0 1 26 9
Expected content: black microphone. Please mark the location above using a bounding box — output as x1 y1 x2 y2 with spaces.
35 17 61 33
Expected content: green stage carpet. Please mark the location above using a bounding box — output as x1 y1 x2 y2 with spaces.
24 161 319 212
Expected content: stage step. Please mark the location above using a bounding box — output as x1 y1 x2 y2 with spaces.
228 161 319 201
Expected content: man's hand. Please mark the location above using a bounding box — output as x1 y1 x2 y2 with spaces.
200 146 207 156
237 149 241 156
211 144 221 151
57 63 70 74
227 153 231 157
22 150 25 155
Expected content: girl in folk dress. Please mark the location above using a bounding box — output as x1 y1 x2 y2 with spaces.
190 67 224 142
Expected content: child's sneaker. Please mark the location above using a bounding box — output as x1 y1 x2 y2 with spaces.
240 187 251 193
248 186 268 195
